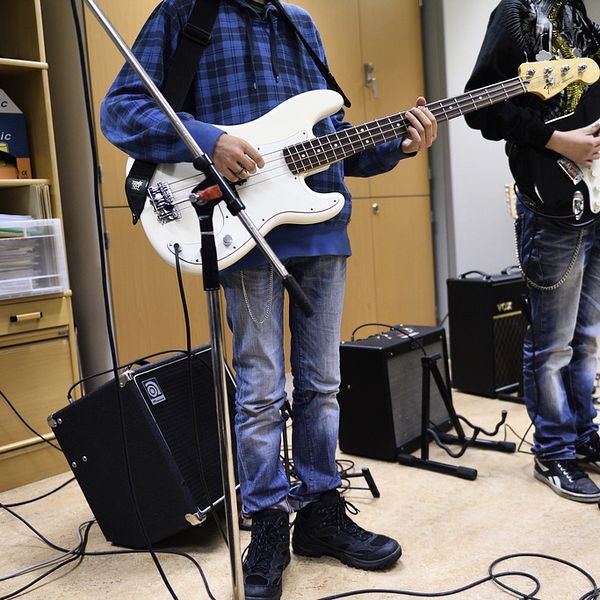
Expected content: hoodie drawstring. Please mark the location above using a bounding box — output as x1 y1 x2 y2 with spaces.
241 2 280 92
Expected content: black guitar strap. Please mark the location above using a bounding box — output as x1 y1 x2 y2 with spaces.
270 0 351 108
125 0 221 224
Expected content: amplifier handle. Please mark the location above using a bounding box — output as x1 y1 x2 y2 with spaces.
459 270 490 280
501 264 521 275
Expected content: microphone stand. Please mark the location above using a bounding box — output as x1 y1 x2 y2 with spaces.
84 2 316 598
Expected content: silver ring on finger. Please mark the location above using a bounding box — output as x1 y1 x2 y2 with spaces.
235 165 245 177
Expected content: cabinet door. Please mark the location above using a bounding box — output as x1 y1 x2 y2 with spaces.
295 0 369 199
371 196 436 325
103 207 227 363
84 0 158 209
359 0 430 199
0 334 73 491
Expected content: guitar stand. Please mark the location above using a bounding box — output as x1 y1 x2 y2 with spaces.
396 352 516 481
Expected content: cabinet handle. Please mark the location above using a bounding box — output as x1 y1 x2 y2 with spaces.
372 203 380 215
10 311 43 323
364 63 378 98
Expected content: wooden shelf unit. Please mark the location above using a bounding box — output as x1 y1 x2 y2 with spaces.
0 0 79 492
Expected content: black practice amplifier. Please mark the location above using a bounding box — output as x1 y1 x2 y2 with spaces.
49 345 237 548
447 270 528 398
338 325 452 461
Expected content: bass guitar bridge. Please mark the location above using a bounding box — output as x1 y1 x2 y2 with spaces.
148 181 181 224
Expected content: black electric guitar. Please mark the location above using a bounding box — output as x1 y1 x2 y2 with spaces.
509 78 600 227
132 58 599 273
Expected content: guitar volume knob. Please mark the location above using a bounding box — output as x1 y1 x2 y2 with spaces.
223 234 233 247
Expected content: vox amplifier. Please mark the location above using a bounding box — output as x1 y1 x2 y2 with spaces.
447 270 528 398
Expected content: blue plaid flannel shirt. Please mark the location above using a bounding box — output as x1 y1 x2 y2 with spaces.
101 0 409 270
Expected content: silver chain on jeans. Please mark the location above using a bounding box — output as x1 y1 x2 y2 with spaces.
241 265 274 325
513 221 583 292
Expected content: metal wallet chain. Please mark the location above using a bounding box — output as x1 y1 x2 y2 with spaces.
241 264 274 325
513 220 583 292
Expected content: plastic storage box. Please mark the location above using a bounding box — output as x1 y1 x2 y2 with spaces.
0 218 68 299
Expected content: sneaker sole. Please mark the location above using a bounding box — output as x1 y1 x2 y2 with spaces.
534 469 600 503
292 540 402 571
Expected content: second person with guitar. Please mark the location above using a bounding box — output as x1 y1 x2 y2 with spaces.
465 0 600 504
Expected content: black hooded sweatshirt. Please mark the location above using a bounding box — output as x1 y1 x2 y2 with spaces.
464 0 600 152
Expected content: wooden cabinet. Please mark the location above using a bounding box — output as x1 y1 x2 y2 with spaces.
84 0 436 361
343 196 436 336
305 0 437 339
0 0 79 491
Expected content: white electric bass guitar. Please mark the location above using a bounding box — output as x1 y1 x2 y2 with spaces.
129 58 599 273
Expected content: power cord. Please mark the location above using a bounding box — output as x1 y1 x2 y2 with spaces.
314 550 599 599
1 476 76 509
174 245 229 547
0 448 215 598
0 387 62 452
0 504 217 600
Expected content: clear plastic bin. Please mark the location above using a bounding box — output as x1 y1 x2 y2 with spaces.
0 218 69 299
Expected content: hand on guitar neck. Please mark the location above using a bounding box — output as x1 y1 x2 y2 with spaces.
545 121 600 168
400 96 437 154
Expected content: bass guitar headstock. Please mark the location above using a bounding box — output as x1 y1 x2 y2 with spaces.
519 57 600 100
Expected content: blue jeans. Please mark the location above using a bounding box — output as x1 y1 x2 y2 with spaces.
516 200 600 459
220 255 345 515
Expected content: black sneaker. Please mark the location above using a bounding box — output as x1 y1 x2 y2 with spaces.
291 489 401 570
243 509 290 600
534 457 600 502
575 432 600 473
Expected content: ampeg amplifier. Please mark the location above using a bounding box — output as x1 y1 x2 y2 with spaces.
447 270 528 398
49 345 237 548
338 325 452 461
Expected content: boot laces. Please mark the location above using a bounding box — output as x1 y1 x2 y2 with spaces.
321 496 371 541
244 517 287 576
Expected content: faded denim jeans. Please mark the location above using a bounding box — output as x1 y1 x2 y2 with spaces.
220 255 345 515
517 199 600 460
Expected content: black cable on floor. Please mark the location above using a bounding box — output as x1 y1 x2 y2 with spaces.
2 477 75 509
0 504 216 600
315 550 599 599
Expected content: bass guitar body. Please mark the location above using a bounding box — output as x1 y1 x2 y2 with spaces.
134 90 345 274
508 82 600 227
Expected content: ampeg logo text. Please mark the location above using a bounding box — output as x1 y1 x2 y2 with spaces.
142 378 167 405
496 301 514 313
